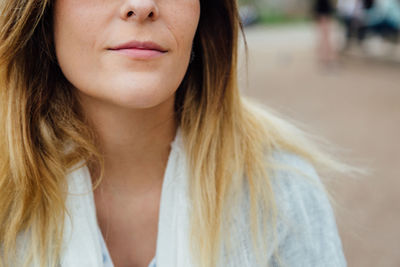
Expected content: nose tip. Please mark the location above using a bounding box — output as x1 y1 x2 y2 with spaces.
120 1 159 22
125 10 155 19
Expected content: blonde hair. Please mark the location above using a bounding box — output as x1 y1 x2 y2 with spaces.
0 0 350 266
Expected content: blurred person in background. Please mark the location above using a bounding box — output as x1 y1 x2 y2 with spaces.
337 0 365 49
0 0 349 266
313 0 337 66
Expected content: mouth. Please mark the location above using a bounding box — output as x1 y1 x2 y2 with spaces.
108 40 168 59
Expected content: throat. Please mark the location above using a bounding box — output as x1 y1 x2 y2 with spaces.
94 177 162 267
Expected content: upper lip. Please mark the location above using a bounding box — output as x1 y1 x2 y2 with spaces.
108 40 168 52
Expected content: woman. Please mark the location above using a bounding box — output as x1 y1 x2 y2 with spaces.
0 0 348 266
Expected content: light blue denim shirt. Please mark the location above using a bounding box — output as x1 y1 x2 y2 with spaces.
268 151 346 266
211 151 347 267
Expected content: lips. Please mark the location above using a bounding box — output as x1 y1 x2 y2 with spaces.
108 40 168 60
109 40 167 53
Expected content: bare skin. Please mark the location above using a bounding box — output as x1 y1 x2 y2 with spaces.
84 92 177 267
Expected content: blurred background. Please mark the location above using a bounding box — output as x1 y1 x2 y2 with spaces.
236 0 400 266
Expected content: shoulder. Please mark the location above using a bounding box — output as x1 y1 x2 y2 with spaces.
268 150 347 267
269 150 327 210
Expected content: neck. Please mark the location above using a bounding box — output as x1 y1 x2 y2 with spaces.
79 92 178 194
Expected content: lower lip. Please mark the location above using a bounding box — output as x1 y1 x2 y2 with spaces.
110 48 166 59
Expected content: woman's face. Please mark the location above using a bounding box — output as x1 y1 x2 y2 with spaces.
53 0 200 109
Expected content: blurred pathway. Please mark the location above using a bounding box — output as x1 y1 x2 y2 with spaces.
239 23 400 267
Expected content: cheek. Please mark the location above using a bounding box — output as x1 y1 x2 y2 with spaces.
53 0 106 48
53 1 103 89
166 0 200 52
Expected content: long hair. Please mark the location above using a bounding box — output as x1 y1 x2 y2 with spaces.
0 0 349 266
0 0 99 265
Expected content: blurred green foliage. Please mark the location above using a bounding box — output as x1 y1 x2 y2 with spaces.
258 11 311 24
238 0 311 25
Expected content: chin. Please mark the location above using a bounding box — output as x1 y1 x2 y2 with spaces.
108 84 176 110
